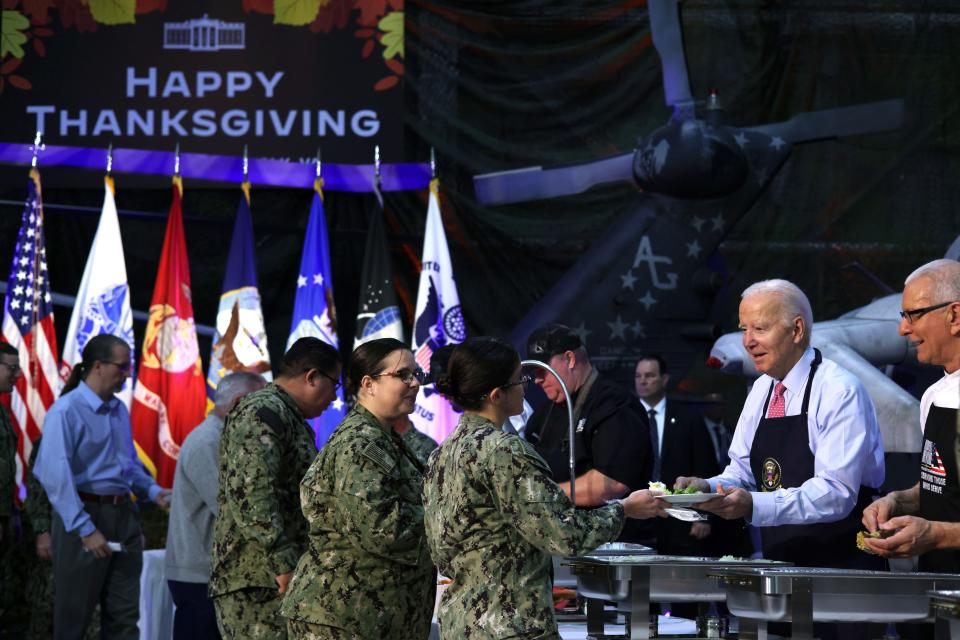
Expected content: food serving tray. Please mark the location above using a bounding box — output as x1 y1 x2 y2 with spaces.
586 542 656 556
928 590 960 638
566 555 789 640
657 492 720 505
712 567 960 625
568 554 787 603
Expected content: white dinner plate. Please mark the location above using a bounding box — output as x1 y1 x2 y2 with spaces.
663 507 709 522
656 492 719 505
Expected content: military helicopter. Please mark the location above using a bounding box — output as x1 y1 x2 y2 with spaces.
476 1 906 391
473 0 904 205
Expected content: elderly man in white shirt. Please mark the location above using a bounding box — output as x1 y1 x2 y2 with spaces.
863 259 960 572
677 279 885 568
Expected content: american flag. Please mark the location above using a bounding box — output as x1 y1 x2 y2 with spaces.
414 343 433 371
2 169 59 494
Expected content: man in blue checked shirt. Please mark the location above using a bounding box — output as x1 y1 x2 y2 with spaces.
676 279 885 569
35 334 171 640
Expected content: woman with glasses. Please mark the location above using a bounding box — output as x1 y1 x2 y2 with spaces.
423 337 668 639
281 338 435 640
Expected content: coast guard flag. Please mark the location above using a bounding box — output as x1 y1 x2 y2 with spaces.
410 179 466 443
353 178 403 349
131 176 207 487
287 179 346 447
207 183 272 410
61 176 135 408
2 168 59 493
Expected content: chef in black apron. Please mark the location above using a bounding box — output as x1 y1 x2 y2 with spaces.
677 280 885 568
862 261 960 569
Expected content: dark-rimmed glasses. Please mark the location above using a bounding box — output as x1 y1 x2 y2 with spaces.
99 360 131 374
900 301 956 324
500 374 532 390
371 368 426 385
317 370 342 391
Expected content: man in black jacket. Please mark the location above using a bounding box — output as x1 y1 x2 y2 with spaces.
525 324 659 544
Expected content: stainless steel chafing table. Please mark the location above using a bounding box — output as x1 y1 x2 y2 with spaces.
565 554 788 639
712 567 960 640
928 589 960 640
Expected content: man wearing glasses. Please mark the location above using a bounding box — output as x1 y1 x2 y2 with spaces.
34 334 171 639
863 259 960 572
524 324 654 544
210 337 341 639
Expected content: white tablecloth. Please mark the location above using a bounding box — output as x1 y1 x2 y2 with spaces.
139 549 175 640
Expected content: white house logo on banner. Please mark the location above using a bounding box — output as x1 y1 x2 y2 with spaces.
163 15 246 52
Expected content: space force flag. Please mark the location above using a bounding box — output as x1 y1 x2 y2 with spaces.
287 179 346 447
2 169 59 494
131 177 207 487
61 176 135 408
353 179 404 349
207 183 272 409
410 179 466 443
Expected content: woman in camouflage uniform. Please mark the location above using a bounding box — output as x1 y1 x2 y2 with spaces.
281 338 436 639
423 337 667 639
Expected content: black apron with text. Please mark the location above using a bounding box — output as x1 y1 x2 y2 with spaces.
918 404 960 573
749 350 878 567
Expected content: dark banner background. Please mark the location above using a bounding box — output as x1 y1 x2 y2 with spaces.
1 1 958 419
0 0 404 172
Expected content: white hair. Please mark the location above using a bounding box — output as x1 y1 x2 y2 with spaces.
741 279 813 340
905 259 960 302
214 371 266 410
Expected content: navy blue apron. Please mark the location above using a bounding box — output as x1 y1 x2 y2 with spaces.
749 349 878 567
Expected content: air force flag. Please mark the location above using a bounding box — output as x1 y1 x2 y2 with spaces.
288 180 346 448
410 179 466 443
61 176 135 406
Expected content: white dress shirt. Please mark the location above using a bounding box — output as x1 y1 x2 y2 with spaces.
640 396 667 451
921 368 960 428
709 347 885 527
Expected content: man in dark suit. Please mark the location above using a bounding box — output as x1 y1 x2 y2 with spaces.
700 392 754 559
635 355 719 556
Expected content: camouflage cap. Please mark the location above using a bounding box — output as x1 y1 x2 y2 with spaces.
526 324 582 360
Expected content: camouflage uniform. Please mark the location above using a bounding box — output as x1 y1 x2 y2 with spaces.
210 383 317 639
422 414 625 640
279 404 436 639
0 405 16 620
402 426 438 467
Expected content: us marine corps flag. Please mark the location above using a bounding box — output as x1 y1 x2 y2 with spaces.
287 178 346 447
206 182 271 410
410 179 465 443
353 178 403 349
61 175 135 408
131 176 207 487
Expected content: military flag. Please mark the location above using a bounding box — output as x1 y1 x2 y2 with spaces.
131 177 207 487
287 179 346 447
353 178 403 348
207 182 271 411
61 176 135 407
1 169 59 493
410 179 466 442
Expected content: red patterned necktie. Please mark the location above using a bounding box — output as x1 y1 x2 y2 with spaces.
767 382 787 418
